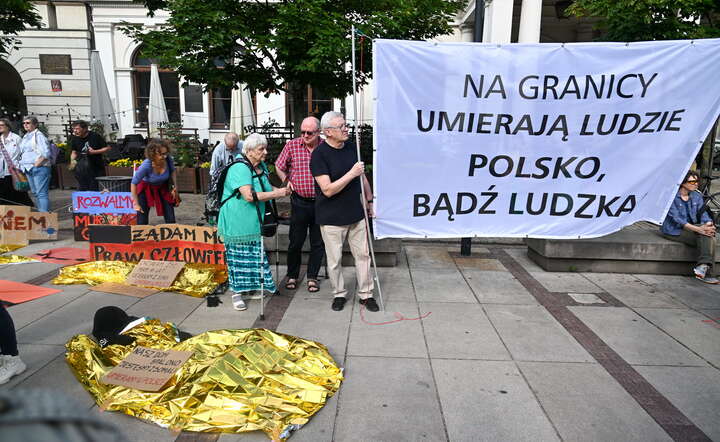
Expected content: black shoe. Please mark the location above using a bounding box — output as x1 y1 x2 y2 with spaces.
359 297 379 312
331 297 347 311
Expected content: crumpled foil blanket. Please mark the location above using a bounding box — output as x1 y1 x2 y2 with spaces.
65 322 343 440
52 261 227 298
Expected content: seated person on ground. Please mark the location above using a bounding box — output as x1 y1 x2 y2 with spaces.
660 170 718 284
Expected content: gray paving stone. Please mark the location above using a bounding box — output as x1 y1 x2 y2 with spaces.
635 366 720 441
14 353 96 409
0 261 59 283
284 390 339 442
347 301 427 358
504 247 544 272
276 295 351 362
583 273 685 308
569 306 707 366
334 356 446 441
217 431 268 441
16 291 138 345
568 293 605 304
178 293 261 335
289 267 355 300
485 305 593 362
462 270 538 305
0 344 65 389
635 308 720 367
633 274 720 310
9 283 90 329
124 290 203 325
529 271 604 293
433 359 559 441
91 406 176 442
519 362 672 442
375 266 415 302
405 245 456 268
410 267 476 303
419 302 510 360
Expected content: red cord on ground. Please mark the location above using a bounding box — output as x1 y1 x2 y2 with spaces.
359 303 432 325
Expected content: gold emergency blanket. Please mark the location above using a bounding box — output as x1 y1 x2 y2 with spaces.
0 254 38 264
65 322 343 439
52 261 227 298
0 244 23 254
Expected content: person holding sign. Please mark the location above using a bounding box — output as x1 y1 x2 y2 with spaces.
218 133 290 311
310 112 378 312
661 170 718 284
0 118 33 207
69 120 110 191
131 139 181 225
17 116 51 212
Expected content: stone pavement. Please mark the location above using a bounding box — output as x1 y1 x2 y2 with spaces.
1 189 719 441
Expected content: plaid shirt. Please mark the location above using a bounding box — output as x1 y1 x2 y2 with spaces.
275 137 317 198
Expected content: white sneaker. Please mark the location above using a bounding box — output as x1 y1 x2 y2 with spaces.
694 264 710 279
232 294 247 311
0 355 26 385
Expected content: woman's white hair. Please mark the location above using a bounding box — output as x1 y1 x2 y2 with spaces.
242 133 268 155
320 111 344 130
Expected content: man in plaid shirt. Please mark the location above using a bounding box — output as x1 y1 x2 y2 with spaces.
275 117 325 292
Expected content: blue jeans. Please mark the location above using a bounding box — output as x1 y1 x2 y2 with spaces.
26 166 51 212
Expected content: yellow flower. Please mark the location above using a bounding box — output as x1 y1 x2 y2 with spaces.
199 162 211 169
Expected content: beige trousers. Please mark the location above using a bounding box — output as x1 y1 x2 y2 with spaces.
320 219 374 299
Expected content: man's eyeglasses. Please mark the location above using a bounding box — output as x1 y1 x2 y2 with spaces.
301 130 317 135
326 124 348 130
22 121 32 125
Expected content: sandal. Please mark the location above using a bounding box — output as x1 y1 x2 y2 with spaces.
285 278 297 290
307 279 320 293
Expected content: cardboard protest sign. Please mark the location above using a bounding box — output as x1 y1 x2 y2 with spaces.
373 39 720 239
72 191 135 214
72 192 137 241
0 206 58 245
74 213 137 241
125 259 185 288
101 346 192 392
89 224 226 265
93 282 158 298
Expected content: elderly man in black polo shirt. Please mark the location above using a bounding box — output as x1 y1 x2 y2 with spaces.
310 111 377 312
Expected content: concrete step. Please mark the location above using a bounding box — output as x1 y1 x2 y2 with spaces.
263 224 401 267
526 224 719 274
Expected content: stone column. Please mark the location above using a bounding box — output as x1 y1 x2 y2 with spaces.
483 0 514 43
518 0 543 43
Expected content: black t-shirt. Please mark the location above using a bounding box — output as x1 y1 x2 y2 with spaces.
71 131 106 172
310 140 364 226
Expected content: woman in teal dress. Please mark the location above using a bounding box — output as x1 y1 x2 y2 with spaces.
218 133 291 311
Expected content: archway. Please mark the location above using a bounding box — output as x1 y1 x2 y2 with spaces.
0 59 27 129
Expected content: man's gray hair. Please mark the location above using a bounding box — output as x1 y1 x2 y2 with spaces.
224 132 239 144
242 133 268 155
23 115 39 126
320 111 344 130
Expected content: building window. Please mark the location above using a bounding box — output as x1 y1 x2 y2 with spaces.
285 85 333 124
209 87 231 128
131 46 181 127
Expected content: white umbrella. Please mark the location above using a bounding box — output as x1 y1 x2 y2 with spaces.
90 51 118 136
229 84 255 137
148 63 169 137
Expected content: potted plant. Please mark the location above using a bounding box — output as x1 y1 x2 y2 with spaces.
198 161 211 193
53 141 78 189
165 123 200 193
106 158 140 177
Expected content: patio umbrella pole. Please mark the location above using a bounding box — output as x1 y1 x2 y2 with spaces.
351 24 385 312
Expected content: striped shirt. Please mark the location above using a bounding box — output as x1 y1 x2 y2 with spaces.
275 137 317 198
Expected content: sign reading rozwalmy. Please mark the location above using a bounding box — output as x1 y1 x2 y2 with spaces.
72 192 137 241
373 39 720 239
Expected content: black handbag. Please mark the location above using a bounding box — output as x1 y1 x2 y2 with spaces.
253 166 278 238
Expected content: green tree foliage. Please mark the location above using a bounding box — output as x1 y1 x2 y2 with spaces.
569 0 720 41
124 0 464 132
0 0 42 56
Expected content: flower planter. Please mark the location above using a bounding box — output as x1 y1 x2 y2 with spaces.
175 167 199 193
57 164 78 189
198 168 211 193
104 166 134 177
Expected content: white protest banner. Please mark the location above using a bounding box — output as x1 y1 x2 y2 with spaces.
373 39 720 239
